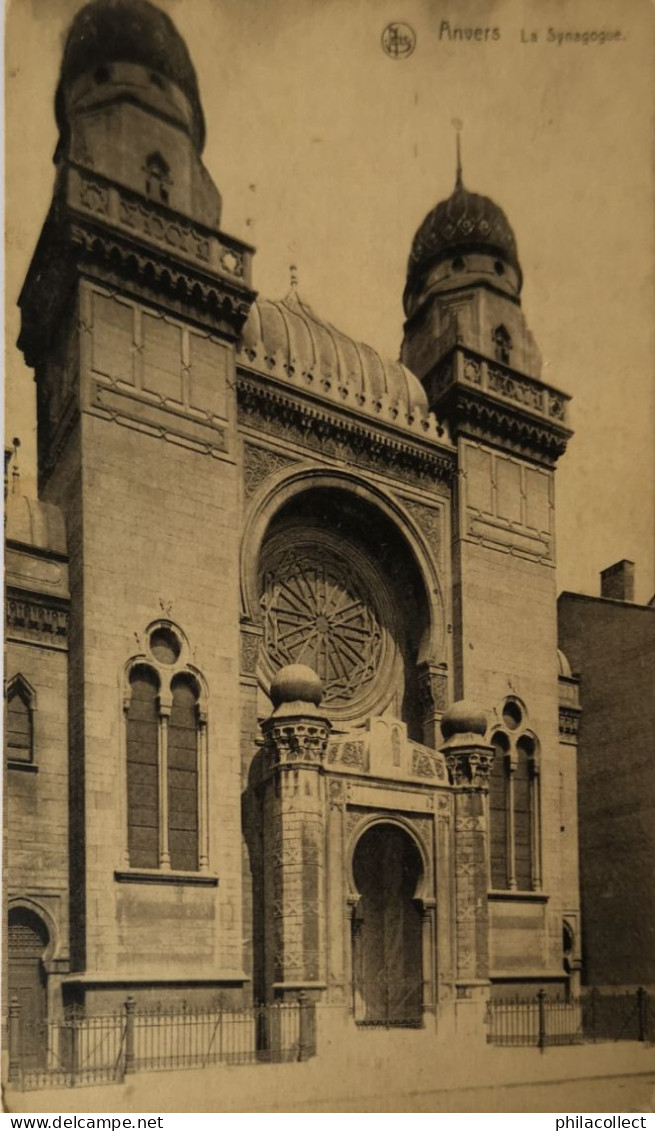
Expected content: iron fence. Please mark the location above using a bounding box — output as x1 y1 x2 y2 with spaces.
486 988 652 1049
7 993 316 1091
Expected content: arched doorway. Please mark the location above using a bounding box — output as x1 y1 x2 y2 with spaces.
8 907 49 1068
352 824 424 1026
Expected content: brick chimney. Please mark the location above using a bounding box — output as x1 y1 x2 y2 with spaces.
600 560 635 602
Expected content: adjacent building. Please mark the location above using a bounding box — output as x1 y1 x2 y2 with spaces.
558 562 655 991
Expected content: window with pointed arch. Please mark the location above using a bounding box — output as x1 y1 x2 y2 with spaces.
492 324 512 365
124 623 208 872
144 152 172 205
488 698 541 892
5 674 36 766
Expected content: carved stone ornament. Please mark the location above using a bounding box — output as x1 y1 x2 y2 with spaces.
411 749 446 780
259 529 398 716
488 366 544 413
240 630 261 675
328 779 345 809
264 719 331 769
243 444 295 499
7 593 69 646
328 740 367 769
559 706 581 740
417 662 449 714
400 498 442 555
446 747 494 790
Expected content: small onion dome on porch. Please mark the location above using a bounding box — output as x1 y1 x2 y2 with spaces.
440 699 488 741
238 288 440 435
269 664 325 717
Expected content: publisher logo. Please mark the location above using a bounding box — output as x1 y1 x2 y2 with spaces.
381 22 416 59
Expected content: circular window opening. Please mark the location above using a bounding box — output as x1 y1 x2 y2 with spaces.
502 700 522 730
94 65 111 84
149 626 181 665
259 528 399 720
452 257 465 272
494 260 505 276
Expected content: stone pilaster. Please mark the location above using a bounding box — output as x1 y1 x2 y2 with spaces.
261 673 331 1002
441 724 495 1036
417 660 449 749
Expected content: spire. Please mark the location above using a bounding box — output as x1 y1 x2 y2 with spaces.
452 118 463 190
10 437 21 496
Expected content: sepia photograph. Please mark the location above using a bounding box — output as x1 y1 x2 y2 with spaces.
3 0 654 1115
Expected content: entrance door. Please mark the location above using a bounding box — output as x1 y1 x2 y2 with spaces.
352 824 423 1026
8 908 49 1068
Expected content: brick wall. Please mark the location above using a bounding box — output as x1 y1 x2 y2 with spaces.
558 593 655 987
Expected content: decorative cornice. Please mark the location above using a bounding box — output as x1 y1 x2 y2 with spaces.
424 347 572 467
6 588 69 650
237 370 456 488
18 165 257 368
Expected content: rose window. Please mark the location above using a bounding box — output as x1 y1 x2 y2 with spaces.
259 531 398 717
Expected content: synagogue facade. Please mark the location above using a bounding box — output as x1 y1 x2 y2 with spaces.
5 0 581 1061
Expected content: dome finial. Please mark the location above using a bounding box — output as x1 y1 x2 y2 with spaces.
289 263 298 290
452 118 463 190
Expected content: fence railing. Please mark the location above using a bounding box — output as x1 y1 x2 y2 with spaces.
486 988 652 1050
7 993 316 1091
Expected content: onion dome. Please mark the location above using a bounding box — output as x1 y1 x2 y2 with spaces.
55 0 205 150
440 699 488 740
240 288 429 417
270 665 324 709
406 162 522 299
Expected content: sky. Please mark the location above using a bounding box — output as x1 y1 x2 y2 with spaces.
5 0 655 602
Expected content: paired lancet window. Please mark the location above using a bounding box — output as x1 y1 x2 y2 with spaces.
488 698 541 892
124 624 208 873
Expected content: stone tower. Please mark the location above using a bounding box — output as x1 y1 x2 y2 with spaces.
401 154 579 985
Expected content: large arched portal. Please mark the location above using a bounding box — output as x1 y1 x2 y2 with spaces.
352 824 424 1026
8 907 49 1067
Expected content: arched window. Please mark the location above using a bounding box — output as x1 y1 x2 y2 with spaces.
488 702 541 892
168 674 199 872
126 666 160 869
492 324 512 365
124 624 207 873
5 675 35 766
489 731 510 889
144 152 172 205
514 734 535 891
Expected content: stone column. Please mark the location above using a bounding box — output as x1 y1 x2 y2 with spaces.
440 701 495 1040
261 665 331 1004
